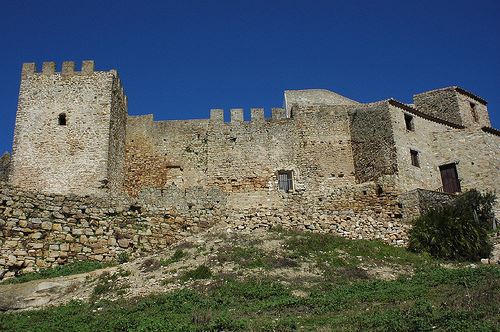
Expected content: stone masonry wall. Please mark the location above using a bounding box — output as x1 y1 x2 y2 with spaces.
350 102 398 184
106 75 128 193
413 88 463 126
399 189 455 221
413 88 490 129
389 103 456 192
455 93 490 129
125 116 210 196
0 153 10 182
433 129 500 215
9 61 124 196
1 179 414 278
0 182 223 278
389 103 499 211
125 105 357 198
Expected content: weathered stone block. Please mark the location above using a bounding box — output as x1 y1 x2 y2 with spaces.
41 221 52 230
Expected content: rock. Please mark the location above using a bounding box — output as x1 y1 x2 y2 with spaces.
41 221 52 230
118 239 130 248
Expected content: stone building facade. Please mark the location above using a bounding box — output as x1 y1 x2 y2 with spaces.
1 60 499 276
8 61 499 205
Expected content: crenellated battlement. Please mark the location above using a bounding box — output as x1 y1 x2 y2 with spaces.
21 60 99 79
209 107 288 123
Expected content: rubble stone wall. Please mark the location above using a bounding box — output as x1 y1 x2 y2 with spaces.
9 61 127 196
0 153 10 182
413 88 490 128
1 180 416 278
0 182 222 278
399 189 455 221
413 88 463 126
125 105 358 197
389 103 500 212
389 103 455 192
350 102 398 184
433 129 500 215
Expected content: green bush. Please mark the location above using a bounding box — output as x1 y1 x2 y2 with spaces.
116 252 129 264
180 265 212 281
408 190 495 261
160 249 187 266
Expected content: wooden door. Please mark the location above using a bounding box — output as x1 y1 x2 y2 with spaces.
439 163 461 193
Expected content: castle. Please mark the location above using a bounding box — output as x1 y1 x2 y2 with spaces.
8 60 499 203
0 60 499 276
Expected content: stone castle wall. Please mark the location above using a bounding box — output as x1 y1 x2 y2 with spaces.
125 105 358 198
1 180 415 278
433 129 500 215
388 102 500 205
9 61 127 196
413 87 490 128
350 101 398 184
0 153 10 182
413 88 463 126
2 61 499 278
389 102 459 192
0 182 223 278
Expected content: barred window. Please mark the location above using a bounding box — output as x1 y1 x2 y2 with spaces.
277 170 293 193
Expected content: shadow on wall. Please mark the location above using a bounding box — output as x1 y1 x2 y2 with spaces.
0 152 11 181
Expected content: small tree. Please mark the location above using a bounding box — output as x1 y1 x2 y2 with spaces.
408 190 495 261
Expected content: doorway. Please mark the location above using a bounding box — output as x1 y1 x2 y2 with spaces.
439 163 461 194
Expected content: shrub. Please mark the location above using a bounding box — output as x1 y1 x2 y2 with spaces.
116 252 129 264
160 249 187 266
181 265 212 281
408 190 495 260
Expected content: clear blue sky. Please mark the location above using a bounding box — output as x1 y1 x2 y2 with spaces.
1 0 499 154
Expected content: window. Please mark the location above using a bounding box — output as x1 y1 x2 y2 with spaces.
277 170 293 193
404 113 414 131
470 102 479 123
410 149 420 167
58 113 67 126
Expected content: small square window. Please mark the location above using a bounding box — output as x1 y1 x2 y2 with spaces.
410 150 420 167
404 113 414 131
277 170 293 193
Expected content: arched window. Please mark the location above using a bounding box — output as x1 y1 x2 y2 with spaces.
58 113 67 126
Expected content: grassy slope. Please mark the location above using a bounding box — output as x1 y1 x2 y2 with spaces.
0 230 498 331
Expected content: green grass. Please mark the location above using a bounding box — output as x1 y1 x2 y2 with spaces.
0 266 498 331
180 265 212 281
160 249 187 266
284 229 436 268
0 260 114 285
92 268 130 299
1 231 498 331
217 246 271 269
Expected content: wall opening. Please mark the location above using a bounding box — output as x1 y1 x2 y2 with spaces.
404 113 414 131
469 102 479 123
410 149 420 167
439 163 461 193
58 113 67 126
277 170 293 193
